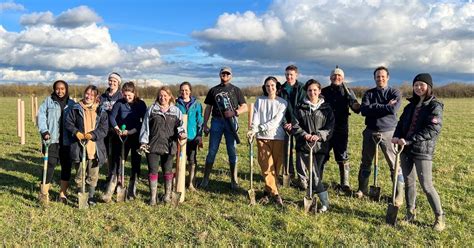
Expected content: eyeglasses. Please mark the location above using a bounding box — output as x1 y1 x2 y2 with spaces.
221 72 231 76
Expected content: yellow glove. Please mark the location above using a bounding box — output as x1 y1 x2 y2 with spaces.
84 133 93 140
76 132 85 140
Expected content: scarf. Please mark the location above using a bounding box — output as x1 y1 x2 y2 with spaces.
79 101 98 160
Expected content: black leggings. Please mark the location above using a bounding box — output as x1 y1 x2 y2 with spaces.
42 143 72 183
146 153 174 175
111 134 142 180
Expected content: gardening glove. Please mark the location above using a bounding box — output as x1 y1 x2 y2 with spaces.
41 131 50 141
84 132 93 140
224 110 236 118
75 131 85 140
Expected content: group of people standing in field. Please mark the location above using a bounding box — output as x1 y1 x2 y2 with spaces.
36 65 445 231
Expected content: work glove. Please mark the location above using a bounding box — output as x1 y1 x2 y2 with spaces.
76 131 85 140
84 132 93 140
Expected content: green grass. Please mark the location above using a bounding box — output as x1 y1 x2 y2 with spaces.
0 96 472 246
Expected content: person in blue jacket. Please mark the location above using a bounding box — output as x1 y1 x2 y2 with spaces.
37 80 76 205
176 82 204 191
65 85 109 206
102 82 147 202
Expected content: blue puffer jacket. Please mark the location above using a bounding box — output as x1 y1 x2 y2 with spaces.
37 96 75 145
176 96 203 140
65 103 109 165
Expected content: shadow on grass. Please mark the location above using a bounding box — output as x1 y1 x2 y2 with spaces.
0 172 37 203
0 154 42 179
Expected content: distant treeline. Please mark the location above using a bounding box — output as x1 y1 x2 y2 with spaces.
1 82 473 98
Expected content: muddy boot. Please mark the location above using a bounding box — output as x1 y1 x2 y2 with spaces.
163 178 173 204
38 183 51 206
229 163 240 190
198 163 213 189
101 175 117 203
355 169 370 198
88 187 96 207
433 214 446 232
187 163 196 191
404 208 416 223
58 180 69 204
127 176 137 200
317 191 330 213
338 162 351 192
149 176 158 206
394 175 405 207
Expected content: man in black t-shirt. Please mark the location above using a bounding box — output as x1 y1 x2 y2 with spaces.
200 66 248 190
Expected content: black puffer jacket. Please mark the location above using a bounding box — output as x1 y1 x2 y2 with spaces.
393 96 443 160
292 98 335 154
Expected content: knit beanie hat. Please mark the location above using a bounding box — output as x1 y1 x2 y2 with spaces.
331 65 344 78
413 73 433 88
108 72 122 84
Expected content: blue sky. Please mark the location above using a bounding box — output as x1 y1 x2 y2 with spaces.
0 0 473 87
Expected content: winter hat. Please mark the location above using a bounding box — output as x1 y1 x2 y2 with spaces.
413 73 433 88
331 65 344 78
220 66 232 75
108 72 122 84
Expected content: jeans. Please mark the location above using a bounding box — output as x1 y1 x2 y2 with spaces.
205 118 237 165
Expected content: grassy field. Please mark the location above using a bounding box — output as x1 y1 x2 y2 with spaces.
0 96 472 246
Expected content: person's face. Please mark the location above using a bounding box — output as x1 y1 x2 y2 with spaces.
330 73 344 85
220 71 232 83
54 83 67 98
123 91 135 103
374 69 389 88
307 83 321 101
108 77 120 91
158 90 171 106
84 89 97 105
285 70 298 84
180 85 191 100
413 81 429 97
265 80 277 96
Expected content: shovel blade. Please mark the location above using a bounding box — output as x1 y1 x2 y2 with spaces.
385 203 399 225
369 186 381 202
303 197 313 213
78 192 89 209
282 174 290 188
248 189 256 205
171 192 181 207
116 185 126 202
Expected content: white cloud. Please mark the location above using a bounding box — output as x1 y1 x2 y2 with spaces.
194 0 474 74
20 12 55 26
0 67 78 82
55 5 102 28
0 1 25 12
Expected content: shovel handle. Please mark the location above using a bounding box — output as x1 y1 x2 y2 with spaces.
41 141 50 186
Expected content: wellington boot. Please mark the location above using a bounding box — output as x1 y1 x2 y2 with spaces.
88 187 97 207
102 175 117 203
127 178 137 200
38 183 51 206
163 179 172 203
229 163 240 190
149 179 158 206
338 162 351 192
58 180 69 204
317 191 330 213
356 170 370 198
433 214 446 232
198 163 213 189
394 176 405 207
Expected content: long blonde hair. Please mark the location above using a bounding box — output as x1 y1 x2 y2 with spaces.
155 86 176 105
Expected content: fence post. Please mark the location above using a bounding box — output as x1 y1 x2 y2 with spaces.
20 100 25 145
17 98 21 137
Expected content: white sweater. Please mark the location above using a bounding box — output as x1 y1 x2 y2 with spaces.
250 96 287 140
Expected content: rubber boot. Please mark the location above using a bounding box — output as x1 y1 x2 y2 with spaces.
229 163 240 190
163 178 173 204
317 191 330 213
198 163 213 189
58 180 69 204
149 177 158 206
404 208 416 223
433 214 446 232
337 162 351 192
38 183 51 206
127 176 137 200
394 175 405 207
102 175 117 203
88 186 97 207
187 163 196 191
355 169 370 198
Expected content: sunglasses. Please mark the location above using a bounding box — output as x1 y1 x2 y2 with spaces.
221 72 231 76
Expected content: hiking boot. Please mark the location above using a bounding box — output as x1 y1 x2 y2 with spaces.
149 177 158 206
38 183 51 206
317 191 329 213
404 209 416 223
163 179 173 203
354 190 366 199
198 163 213 189
433 214 446 232
102 175 117 203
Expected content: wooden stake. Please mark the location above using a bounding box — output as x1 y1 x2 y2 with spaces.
34 96 38 126
248 103 254 130
17 98 21 137
31 95 35 123
20 100 25 145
